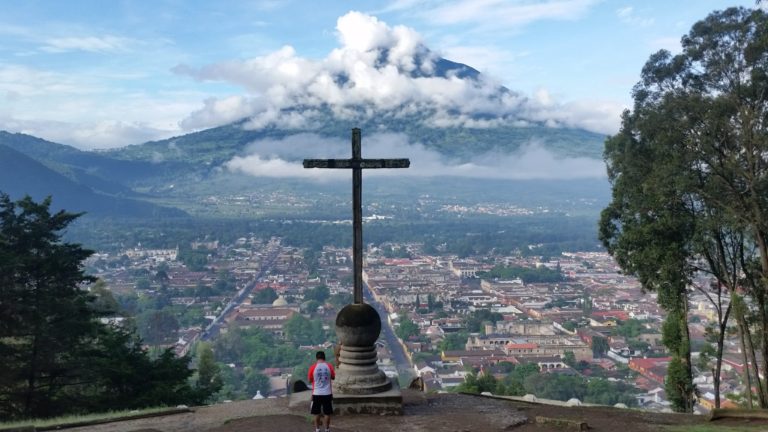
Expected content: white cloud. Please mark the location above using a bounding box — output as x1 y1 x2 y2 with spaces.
427 0 600 27
41 35 133 53
649 36 682 54
0 116 174 149
174 11 615 136
225 132 605 180
615 6 655 27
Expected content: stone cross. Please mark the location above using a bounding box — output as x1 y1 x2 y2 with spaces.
303 128 409 304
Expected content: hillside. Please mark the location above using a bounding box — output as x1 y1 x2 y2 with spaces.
106 106 606 167
0 143 186 218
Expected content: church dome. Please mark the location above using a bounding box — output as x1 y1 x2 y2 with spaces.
272 295 288 307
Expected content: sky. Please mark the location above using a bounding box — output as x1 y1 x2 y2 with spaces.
0 0 761 151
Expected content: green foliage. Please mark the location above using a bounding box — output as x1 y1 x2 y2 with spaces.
195 343 222 403
615 319 646 338
177 248 209 271
456 372 499 394
438 332 468 352
283 314 326 346
396 318 420 340
212 327 307 369
304 285 330 303
136 309 180 345
479 264 564 284
464 309 503 333
0 194 208 419
666 356 696 413
591 336 610 358
252 287 278 304
216 365 272 401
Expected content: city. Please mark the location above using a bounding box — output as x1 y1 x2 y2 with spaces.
86 231 738 414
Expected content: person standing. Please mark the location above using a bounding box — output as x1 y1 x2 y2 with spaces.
308 351 335 432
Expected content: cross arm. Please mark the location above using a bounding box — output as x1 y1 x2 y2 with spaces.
303 159 410 169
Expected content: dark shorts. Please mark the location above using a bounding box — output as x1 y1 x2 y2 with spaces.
310 394 333 415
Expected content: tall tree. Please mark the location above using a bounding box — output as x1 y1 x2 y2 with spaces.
600 7 768 411
0 194 210 419
0 195 96 418
195 342 222 402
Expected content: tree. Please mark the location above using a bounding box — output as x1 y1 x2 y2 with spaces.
0 194 209 419
599 7 768 411
0 195 96 418
252 287 278 304
439 332 468 352
592 336 609 358
396 318 420 341
563 351 576 367
304 285 330 303
283 314 326 346
137 309 180 344
195 343 222 402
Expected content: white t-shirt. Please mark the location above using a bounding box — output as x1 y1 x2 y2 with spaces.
309 361 335 396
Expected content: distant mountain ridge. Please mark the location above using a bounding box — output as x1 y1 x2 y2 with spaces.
0 55 608 216
0 135 186 218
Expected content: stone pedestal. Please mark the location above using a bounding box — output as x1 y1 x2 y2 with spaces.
333 303 402 414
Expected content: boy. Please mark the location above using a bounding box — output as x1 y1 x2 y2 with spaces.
308 351 335 432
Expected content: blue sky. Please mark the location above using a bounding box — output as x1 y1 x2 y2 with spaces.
0 0 760 149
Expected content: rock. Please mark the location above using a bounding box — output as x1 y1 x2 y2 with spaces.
566 398 582 406
614 403 628 409
481 392 493 396
523 394 537 402
176 405 189 409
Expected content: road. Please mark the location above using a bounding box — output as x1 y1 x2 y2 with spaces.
364 283 414 383
201 242 281 341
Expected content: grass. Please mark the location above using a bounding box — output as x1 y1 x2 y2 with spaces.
0 406 185 431
663 425 768 432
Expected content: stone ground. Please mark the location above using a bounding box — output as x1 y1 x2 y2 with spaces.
65 390 768 432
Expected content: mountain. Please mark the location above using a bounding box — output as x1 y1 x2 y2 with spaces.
1 52 608 209
0 143 186 218
106 106 605 170
0 131 173 188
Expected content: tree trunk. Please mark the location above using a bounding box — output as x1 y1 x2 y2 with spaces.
682 298 695 412
23 334 39 417
738 318 754 408
742 314 766 407
713 303 731 408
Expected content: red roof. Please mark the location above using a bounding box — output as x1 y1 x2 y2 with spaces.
506 343 538 349
591 310 630 321
629 357 671 370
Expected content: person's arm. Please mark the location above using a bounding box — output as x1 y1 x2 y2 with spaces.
308 364 316 385
328 363 335 380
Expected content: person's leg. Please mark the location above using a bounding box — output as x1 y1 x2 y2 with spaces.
311 396 322 431
323 396 333 431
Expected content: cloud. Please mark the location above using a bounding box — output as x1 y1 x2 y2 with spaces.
176 11 616 136
426 0 600 27
382 0 600 27
225 132 605 180
40 35 133 53
649 36 682 54
615 6 655 27
0 116 173 149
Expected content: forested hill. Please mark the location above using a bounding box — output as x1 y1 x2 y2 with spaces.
105 107 606 166
0 142 186 218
